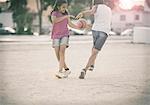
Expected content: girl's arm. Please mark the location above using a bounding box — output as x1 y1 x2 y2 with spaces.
68 18 80 29
76 5 97 19
51 15 68 24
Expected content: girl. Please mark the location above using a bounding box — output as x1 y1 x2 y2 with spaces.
51 0 79 78
76 0 112 79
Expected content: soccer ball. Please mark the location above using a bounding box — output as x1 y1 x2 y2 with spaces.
76 19 87 29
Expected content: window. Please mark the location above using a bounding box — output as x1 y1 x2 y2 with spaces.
135 15 140 21
120 15 126 21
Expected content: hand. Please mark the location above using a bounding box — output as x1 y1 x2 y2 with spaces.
76 12 83 19
77 24 92 30
85 24 92 30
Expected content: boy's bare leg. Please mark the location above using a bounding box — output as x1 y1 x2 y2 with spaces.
84 48 99 71
79 48 99 79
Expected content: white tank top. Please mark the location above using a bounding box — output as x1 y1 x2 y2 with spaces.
92 4 112 34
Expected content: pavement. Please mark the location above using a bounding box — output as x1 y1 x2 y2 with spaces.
0 35 132 42
0 35 150 105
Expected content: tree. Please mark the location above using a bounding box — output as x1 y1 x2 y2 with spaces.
69 0 92 15
9 0 33 35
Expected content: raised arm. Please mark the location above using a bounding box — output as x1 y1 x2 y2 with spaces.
76 5 97 19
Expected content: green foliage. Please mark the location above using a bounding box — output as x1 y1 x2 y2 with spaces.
10 0 33 35
43 0 91 16
9 0 27 10
15 10 33 34
69 0 92 15
69 4 84 16
43 0 73 10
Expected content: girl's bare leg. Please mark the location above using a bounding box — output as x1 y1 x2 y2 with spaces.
59 45 68 71
54 46 68 70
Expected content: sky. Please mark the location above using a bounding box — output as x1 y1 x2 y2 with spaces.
119 0 145 9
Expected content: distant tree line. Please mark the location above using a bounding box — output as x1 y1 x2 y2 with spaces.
7 0 114 35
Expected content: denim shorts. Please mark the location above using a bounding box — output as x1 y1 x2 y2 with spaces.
52 36 69 48
92 30 108 51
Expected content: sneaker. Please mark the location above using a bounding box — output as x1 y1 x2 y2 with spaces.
88 65 94 71
63 70 71 78
55 71 65 79
79 69 86 79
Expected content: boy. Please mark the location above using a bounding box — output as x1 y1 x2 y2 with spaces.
76 0 112 79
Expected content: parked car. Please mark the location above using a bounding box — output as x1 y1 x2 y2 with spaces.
121 29 133 36
109 31 117 36
0 27 16 35
69 27 118 36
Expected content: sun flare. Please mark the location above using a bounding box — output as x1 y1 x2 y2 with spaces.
119 0 144 10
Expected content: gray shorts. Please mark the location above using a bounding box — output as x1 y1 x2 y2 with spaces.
92 30 108 51
52 36 69 48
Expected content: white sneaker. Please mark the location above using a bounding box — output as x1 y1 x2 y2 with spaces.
63 70 71 78
55 71 65 79
79 69 86 79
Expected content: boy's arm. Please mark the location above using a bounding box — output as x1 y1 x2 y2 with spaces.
76 6 97 19
68 18 92 30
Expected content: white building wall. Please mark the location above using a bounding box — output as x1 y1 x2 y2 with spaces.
142 12 150 27
112 10 143 33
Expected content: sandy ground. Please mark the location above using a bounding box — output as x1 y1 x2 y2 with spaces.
0 36 150 105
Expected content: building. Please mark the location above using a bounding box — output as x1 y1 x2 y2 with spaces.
27 0 52 34
111 0 150 34
111 9 144 34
